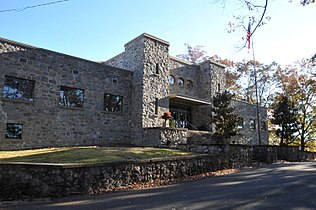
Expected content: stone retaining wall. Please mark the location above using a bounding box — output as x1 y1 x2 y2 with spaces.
178 144 316 164
1 145 316 201
253 145 316 163
143 127 187 147
177 144 254 168
0 154 237 201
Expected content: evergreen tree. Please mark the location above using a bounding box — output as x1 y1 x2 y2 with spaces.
271 94 299 146
211 91 238 141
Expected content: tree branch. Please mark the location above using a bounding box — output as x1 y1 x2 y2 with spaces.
250 0 268 38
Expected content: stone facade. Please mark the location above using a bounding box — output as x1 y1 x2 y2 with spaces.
0 33 268 150
0 39 133 149
231 99 269 145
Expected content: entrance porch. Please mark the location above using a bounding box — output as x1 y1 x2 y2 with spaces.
168 94 212 131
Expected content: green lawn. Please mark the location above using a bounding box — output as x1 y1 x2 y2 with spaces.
0 146 193 164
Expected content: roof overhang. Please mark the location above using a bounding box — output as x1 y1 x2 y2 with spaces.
169 94 211 106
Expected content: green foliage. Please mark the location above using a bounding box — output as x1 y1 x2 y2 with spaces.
272 61 316 151
271 94 299 145
211 91 238 140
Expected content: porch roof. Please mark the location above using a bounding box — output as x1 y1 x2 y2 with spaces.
169 94 211 106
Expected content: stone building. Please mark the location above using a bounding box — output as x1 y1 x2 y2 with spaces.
0 33 268 150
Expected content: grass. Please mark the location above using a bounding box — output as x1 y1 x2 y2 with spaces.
0 146 194 164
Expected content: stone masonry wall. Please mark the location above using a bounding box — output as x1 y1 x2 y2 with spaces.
199 60 226 101
0 39 133 150
231 99 269 145
195 61 226 132
169 65 201 99
103 52 127 70
120 34 170 145
143 127 187 147
1 145 315 201
253 145 316 163
0 154 246 201
142 35 170 127
178 144 254 168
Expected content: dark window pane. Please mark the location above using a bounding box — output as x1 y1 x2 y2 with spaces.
3 76 35 101
59 86 84 108
5 123 23 139
260 121 267 131
237 117 244 130
178 78 184 87
155 98 158 115
186 80 193 89
155 63 160 74
104 93 123 113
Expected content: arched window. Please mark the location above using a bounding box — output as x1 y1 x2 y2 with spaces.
169 75 175 85
186 80 193 89
178 78 184 87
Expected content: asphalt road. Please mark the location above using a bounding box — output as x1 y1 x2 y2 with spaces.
2 162 316 210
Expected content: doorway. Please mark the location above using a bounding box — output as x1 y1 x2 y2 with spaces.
170 103 192 128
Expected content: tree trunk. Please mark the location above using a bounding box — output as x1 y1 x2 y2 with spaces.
280 125 284 146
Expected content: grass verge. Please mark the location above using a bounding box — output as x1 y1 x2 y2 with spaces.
0 146 193 164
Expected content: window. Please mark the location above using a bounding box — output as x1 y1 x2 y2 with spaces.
186 80 193 89
155 98 159 115
217 83 221 92
112 78 118 84
178 78 184 87
104 93 123 113
260 121 267 131
19 57 27 63
237 117 244 130
155 63 160 74
249 119 256 131
5 123 23 139
3 76 35 102
59 86 84 108
169 75 175 85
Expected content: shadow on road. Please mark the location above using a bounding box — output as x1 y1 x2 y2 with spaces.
3 162 316 210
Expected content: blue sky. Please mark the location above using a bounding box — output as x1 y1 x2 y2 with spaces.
1 0 315 65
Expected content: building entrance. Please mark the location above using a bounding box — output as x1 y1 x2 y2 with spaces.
170 103 192 128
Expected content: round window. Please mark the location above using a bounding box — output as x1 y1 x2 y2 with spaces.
187 80 193 89
168 75 175 85
178 78 184 87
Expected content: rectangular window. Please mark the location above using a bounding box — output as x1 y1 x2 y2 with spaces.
237 117 244 130
59 86 84 108
3 76 35 102
5 123 23 139
155 98 159 115
249 119 256 131
104 93 123 113
155 63 160 74
260 121 267 131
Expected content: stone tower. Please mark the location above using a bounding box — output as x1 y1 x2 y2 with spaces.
199 60 226 101
193 60 226 130
122 34 170 145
